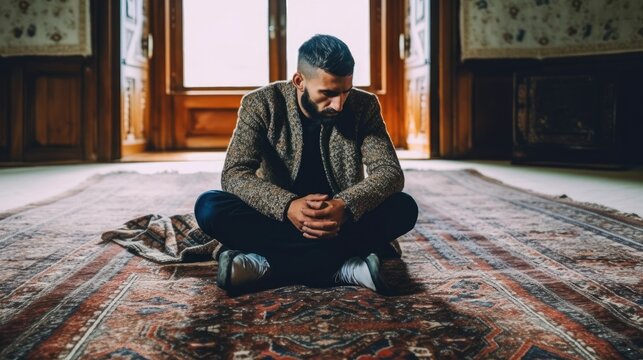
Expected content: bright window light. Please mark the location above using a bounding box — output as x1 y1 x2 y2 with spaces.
286 0 371 86
183 0 269 87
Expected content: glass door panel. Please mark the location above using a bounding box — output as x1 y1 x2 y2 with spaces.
183 0 270 87
286 0 371 86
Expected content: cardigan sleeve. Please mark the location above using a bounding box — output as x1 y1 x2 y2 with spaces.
221 96 299 222
333 94 404 221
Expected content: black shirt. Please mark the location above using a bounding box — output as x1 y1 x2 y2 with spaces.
291 113 334 197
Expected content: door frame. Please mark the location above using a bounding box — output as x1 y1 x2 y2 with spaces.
148 0 406 150
97 0 122 161
436 0 473 158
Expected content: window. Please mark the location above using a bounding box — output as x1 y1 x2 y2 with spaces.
172 0 383 92
285 0 371 86
182 1 270 87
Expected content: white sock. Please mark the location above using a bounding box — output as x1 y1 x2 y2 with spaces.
230 253 270 287
334 256 376 291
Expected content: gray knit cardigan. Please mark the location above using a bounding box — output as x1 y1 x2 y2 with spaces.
221 80 404 222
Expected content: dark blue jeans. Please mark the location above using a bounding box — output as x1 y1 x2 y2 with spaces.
194 190 418 285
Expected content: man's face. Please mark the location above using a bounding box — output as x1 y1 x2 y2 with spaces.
298 68 353 121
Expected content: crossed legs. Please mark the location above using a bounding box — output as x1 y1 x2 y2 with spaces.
194 190 418 286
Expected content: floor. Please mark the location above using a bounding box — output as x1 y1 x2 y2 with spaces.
1 152 642 216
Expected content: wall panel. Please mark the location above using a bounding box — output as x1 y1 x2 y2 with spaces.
174 95 242 149
442 1 643 164
472 75 513 159
0 66 8 160
21 61 86 161
189 110 237 135
32 75 82 147
463 55 643 165
186 109 238 148
0 0 119 164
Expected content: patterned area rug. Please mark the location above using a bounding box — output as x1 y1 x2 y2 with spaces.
0 170 641 359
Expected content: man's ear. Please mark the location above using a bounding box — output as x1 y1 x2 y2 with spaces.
292 72 305 91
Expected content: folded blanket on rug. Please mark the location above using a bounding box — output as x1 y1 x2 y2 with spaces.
101 213 222 263
104 213 404 263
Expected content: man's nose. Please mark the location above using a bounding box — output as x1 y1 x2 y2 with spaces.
329 94 346 112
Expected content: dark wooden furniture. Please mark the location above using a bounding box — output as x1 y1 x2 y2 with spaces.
0 0 121 163
513 68 625 168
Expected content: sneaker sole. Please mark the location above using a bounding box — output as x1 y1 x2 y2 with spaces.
364 253 391 294
216 250 241 289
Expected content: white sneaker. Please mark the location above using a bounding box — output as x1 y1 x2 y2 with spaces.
217 250 270 291
334 256 377 291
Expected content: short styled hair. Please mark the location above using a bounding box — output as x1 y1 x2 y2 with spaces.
297 34 355 77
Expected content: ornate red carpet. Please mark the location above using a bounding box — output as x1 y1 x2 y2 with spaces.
0 170 641 359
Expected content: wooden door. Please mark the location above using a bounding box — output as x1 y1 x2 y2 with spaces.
152 0 403 151
403 0 431 157
120 0 150 156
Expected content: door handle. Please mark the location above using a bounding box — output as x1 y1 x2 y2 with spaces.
143 33 153 60
399 33 409 60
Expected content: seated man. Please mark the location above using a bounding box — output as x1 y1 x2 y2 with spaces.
194 34 418 294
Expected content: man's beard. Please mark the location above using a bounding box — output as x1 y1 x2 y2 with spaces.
301 88 340 124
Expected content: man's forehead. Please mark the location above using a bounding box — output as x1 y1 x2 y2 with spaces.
310 68 353 90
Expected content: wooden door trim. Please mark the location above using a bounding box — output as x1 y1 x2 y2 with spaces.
437 0 454 157
382 0 405 147
268 0 287 82
149 0 173 150
436 0 472 158
429 0 440 157
369 0 385 93
97 0 121 160
9 64 24 161
0 64 8 161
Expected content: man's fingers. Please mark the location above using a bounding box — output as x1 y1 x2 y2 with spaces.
305 194 329 201
302 230 339 239
301 226 323 237
301 226 337 238
306 200 327 210
303 220 338 231
297 212 321 223
301 207 330 218
303 232 319 239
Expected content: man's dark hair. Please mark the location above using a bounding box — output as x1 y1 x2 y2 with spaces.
297 34 355 77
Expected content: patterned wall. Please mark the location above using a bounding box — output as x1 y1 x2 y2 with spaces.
460 0 643 59
0 0 91 56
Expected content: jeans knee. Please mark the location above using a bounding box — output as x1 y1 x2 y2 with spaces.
194 190 226 236
393 192 418 232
